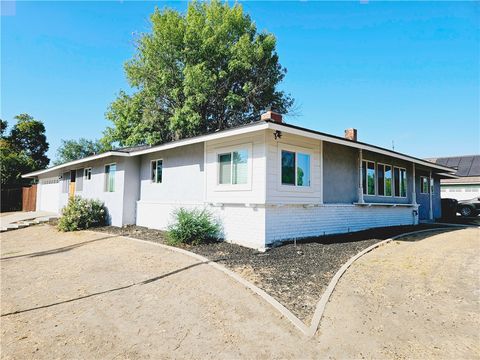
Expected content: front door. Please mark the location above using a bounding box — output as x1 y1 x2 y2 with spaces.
69 170 76 198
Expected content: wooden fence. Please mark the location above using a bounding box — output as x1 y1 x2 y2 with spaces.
22 185 37 212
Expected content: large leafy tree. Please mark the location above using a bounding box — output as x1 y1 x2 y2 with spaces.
104 0 293 147
0 114 49 186
54 138 106 165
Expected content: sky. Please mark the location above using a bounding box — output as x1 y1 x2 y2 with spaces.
2 1 479 161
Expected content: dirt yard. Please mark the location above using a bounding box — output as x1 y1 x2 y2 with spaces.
316 227 480 359
1 225 479 359
96 223 449 323
0 225 315 359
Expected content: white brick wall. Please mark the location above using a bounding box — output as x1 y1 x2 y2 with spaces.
265 204 417 244
136 201 266 249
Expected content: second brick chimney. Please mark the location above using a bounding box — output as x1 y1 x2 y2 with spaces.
261 109 283 123
344 128 357 141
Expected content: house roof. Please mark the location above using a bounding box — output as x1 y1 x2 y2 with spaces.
23 120 456 178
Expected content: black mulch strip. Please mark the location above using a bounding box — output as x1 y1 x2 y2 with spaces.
93 223 458 323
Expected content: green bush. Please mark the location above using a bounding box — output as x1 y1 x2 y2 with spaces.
167 208 221 246
58 196 107 231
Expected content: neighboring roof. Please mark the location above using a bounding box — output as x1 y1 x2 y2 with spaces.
441 176 480 185
23 120 455 178
426 155 480 178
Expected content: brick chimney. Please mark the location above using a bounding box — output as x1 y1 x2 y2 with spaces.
261 109 283 123
344 128 357 141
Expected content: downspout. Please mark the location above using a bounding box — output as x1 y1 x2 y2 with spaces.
412 163 418 225
412 163 417 205
429 170 433 220
358 149 364 203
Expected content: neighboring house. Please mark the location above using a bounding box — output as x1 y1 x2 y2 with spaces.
426 155 480 201
23 111 455 250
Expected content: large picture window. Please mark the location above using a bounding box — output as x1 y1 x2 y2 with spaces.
218 149 248 185
377 164 392 196
281 150 310 187
151 159 163 183
105 163 116 192
362 160 376 195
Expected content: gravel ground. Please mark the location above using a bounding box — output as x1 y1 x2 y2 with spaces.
95 223 450 323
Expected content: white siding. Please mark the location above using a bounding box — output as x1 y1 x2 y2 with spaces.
265 132 322 204
47 156 139 227
205 131 266 205
138 143 205 204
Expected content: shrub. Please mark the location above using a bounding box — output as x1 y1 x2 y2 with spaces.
167 208 221 246
58 196 107 231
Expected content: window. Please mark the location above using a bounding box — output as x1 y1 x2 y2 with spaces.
420 176 429 194
281 150 310 187
151 159 163 183
377 164 392 196
393 167 407 197
218 149 248 185
362 160 375 195
399 168 407 197
84 168 92 180
105 163 116 192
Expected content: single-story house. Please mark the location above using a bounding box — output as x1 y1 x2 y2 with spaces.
23 111 455 250
426 155 480 201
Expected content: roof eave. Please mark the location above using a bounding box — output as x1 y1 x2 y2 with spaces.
21 151 130 178
266 121 456 173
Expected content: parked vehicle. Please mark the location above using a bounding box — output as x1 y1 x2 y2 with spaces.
441 198 458 219
457 197 480 217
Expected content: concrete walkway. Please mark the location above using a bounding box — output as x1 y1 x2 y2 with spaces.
0 211 57 232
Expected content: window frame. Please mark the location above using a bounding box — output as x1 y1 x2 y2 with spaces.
277 143 313 192
104 163 116 192
362 160 376 196
214 143 252 191
394 166 407 198
84 167 92 181
420 175 429 194
377 163 393 197
151 159 163 184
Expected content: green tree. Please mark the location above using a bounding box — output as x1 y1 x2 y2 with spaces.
9 114 49 169
54 138 107 165
0 114 49 186
0 119 7 137
104 0 293 147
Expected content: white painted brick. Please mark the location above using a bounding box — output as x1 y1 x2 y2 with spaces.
265 205 416 244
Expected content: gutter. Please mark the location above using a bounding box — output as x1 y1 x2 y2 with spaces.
21 151 130 178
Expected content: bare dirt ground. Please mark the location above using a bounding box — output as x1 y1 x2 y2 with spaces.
316 227 480 359
0 225 315 359
1 225 479 359
96 223 449 323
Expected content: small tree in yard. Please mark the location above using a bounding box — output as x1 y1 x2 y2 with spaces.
167 208 221 246
58 197 107 231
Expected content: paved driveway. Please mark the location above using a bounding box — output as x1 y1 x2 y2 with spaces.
1 225 479 359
